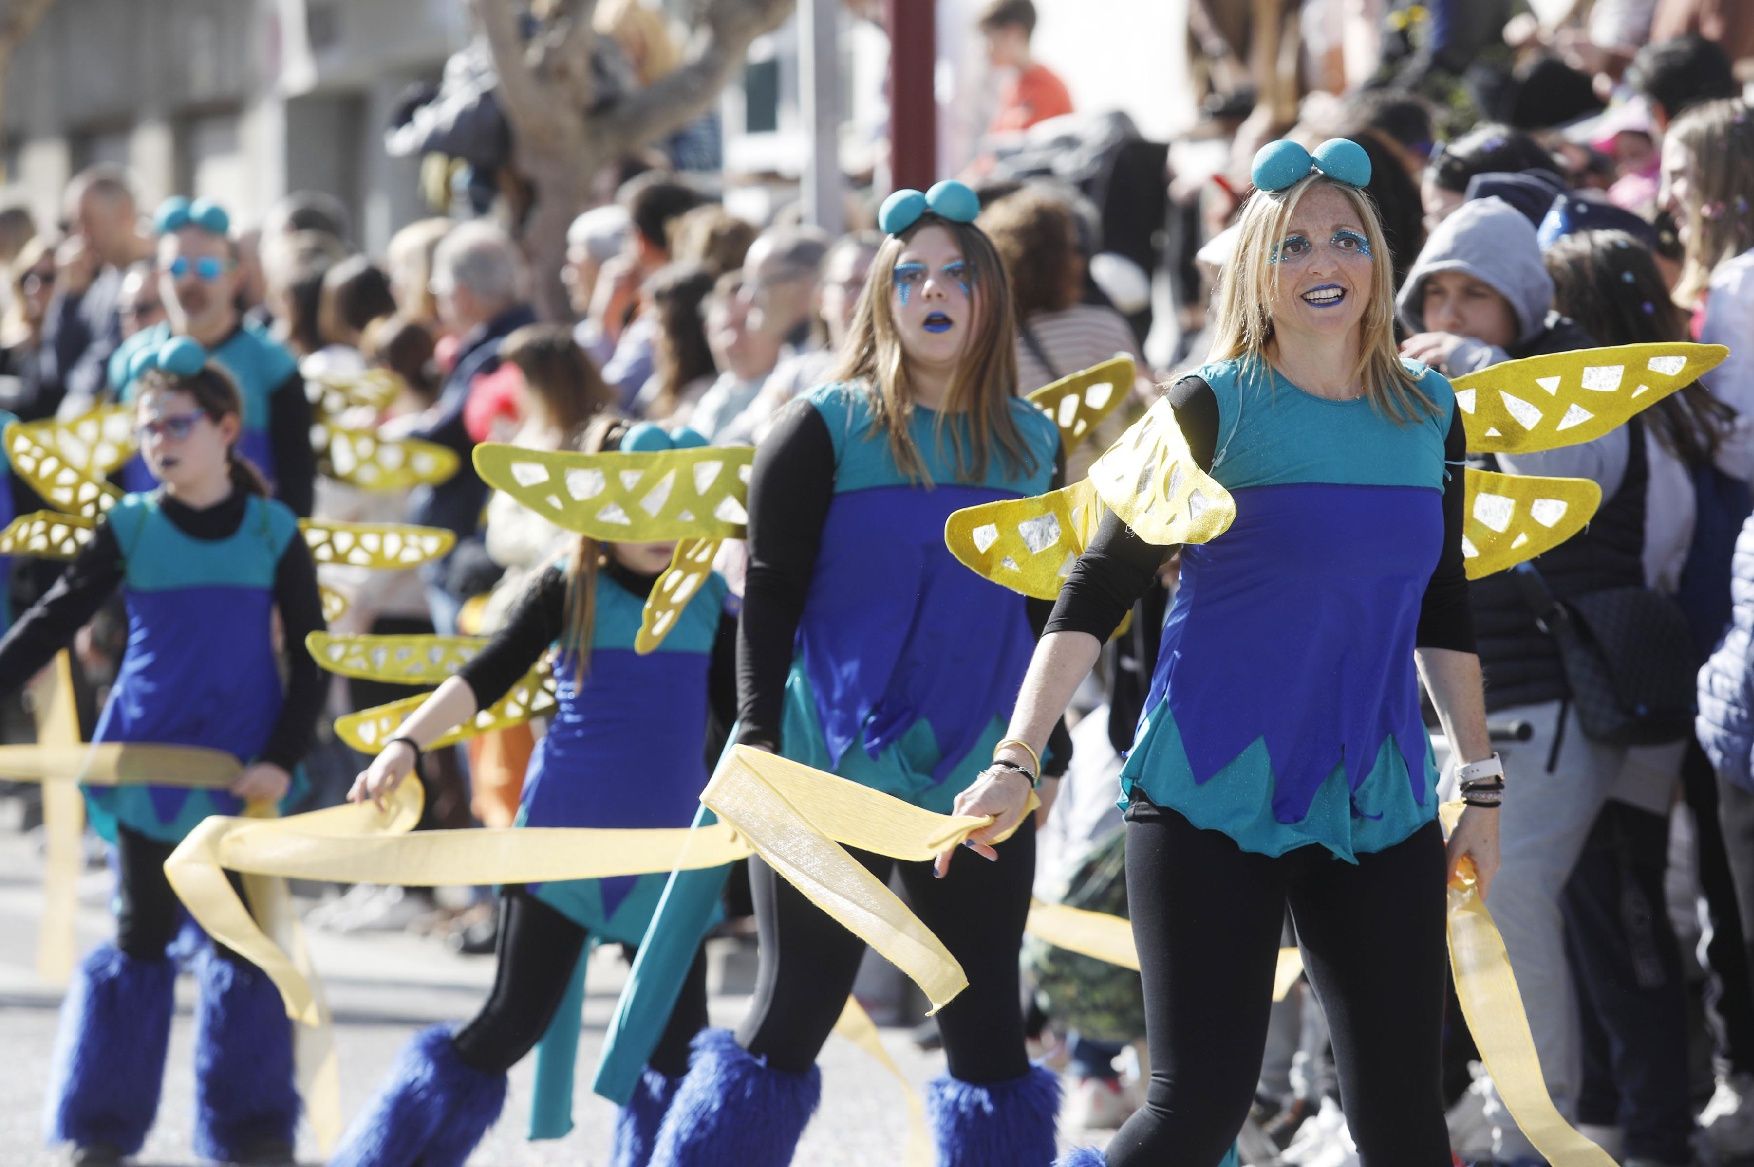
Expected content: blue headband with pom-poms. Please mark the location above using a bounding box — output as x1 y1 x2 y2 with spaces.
153 196 231 237
1251 138 1372 193
620 422 709 453
878 180 981 236
126 336 208 383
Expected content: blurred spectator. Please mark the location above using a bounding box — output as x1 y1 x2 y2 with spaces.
596 0 723 172
1627 33 1740 133
563 204 632 334
42 165 150 419
268 230 347 362
979 187 1144 393
318 257 399 360
1588 100 1663 215
670 204 759 278
636 262 718 422
116 261 165 342
977 0 1074 136
233 226 270 327
263 189 353 248
1422 123 1560 232
688 272 783 440
395 220 536 636
385 217 454 331
1341 90 1438 183
739 225 830 353
0 239 58 422
0 204 37 269
590 172 706 409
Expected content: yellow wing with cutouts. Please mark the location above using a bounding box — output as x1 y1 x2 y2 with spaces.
1461 469 1602 579
305 632 488 685
944 480 1106 601
14 405 136 478
318 426 460 491
473 443 753 541
334 663 558 753
3 423 121 518
1026 356 1134 454
637 538 720 653
0 511 95 559
1086 395 1236 546
298 520 456 570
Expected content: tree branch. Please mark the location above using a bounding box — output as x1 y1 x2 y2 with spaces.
471 0 574 147
590 0 795 156
531 0 598 116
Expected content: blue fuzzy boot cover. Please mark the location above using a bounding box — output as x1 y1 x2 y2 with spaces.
610 1065 682 1167
649 1028 822 1166
44 944 175 1154
1054 1149 1109 1166
330 1024 508 1167
928 1063 1063 1167
192 946 301 1160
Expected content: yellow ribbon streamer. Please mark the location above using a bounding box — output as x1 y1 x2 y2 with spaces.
833 996 934 1167
30 653 84 984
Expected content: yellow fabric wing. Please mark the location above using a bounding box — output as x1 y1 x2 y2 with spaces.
1462 469 1602 580
298 519 456 569
318 587 349 623
1452 342 1727 454
0 510 95 559
1025 355 1134 454
637 537 720 653
1086 396 1236 546
318 426 459 491
333 664 557 753
307 369 403 420
305 632 489 685
3 422 121 518
14 404 136 477
944 479 1104 600
473 442 752 541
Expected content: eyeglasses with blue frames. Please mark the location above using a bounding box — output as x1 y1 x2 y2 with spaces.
164 255 234 282
136 412 208 442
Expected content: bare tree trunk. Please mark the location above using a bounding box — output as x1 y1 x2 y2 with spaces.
472 0 797 322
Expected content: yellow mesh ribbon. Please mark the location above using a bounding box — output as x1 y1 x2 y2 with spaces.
0 510 94 559
3 421 121 518
1086 395 1237 546
944 479 1106 601
1462 470 1603 580
638 537 721 653
317 426 459 491
1025 355 1134 454
13 404 136 476
472 442 753 541
305 631 488 684
298 519 456 570
331 665 557 752
1453 342 1726 455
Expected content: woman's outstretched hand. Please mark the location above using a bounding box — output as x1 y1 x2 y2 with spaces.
933 768 1034 879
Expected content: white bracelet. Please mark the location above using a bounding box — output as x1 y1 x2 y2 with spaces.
1455 754 1504 785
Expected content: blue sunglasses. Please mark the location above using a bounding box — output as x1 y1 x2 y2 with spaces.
165 255 232 282
136 412 207 442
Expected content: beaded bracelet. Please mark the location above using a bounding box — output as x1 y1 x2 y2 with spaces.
993 737 1042 778
1460 777 1505 809
988 759 1039 788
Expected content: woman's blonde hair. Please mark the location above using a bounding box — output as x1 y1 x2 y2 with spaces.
1666 99 1754 308
595 0 681 86
1208 173 1433 423
829 217 1038 485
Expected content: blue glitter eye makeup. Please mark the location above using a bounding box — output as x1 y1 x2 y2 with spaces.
893 262 926 305
1331 229 1373 258
1270 234 1311 264
942 260 974 297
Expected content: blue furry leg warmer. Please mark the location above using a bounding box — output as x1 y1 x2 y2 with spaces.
192 946 301 1161
330 1024 508 1167
45 944 175 1154
1054 1149 1109 1166
928 1063 1063 1167
609 1066 681 1167
650 1028 822 1167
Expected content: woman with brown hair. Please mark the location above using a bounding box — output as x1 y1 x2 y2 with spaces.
635 261 717 420
647 180 1065 1166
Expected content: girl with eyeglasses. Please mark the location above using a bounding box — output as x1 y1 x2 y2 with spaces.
0 338 324 1166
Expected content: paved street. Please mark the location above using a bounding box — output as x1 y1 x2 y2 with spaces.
0 800 974 1167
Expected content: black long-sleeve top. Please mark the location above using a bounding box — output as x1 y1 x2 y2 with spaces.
0 489 327 770
735 401 1075 775
267 368 316 518
458 561 739 732
1044 375 1477 654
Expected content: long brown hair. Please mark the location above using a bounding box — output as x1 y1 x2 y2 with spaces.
559 414 635 681
1207 171 1434 423
1666 99 1754 307
830 216 1036 484
1546 229 1737 470
137 363 271 497
501 323 613 443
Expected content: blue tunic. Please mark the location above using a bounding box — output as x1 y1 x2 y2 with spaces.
109 321 298 494
88 491 299 843
1123 357 1456 861
523 570 730 944
781 382 1061 813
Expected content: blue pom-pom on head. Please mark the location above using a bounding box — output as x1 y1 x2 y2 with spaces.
879 189 928 236
1311 138 1371 189
155 195 229 236
925 180 980 224
127 346 160 382
158 337 207 377
668 426 708 449
187 199 230 236
621 422 672 453
153 196 193 236
1252 140 1313 193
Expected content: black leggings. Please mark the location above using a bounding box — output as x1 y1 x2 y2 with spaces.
115 824 248 963
452 889 709 1078
736 819 1035 1082
1106 808 1451 1167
